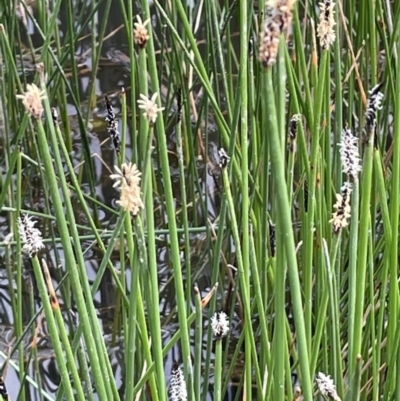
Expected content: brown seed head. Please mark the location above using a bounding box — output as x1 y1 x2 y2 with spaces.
259 0 297 67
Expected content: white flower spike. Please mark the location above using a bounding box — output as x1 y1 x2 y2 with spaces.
169 365 187 401
315 372 341 401
18 214 45 256
211 311 230 339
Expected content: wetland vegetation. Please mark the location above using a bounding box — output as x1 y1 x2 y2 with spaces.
0 0 399 400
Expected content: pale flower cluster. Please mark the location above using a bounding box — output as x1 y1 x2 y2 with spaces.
365 84 384 132
137 92 165 125
211 311 230 339
16 83 46 120
338 127 362 181
169 365 187 401
18 214 45 256
110 162 144 216
315 372 341 401
218 148 230 169
317 1 336 50
134 15 150 48
330 182 352 233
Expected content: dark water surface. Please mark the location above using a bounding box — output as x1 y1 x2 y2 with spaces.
0 1 240 399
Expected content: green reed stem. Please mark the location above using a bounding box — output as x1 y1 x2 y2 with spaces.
386 51 400 394
176 108 192 312
141 1 194 397
137 209 167 401
249 232 270 367
214 339 223 401
222 166 259 397
132 311 198 395
326 237 344 393
193 287 203 400
346 355 362 401
41 259 86 401
30 257 76 400
133 220 160 400
304 50 329 354
273 224 287 401
238 0 253 396
209 0 231 119
51 119 128 306
35 110 112 400
264 67 313 401
136 25 167 401
124 213 140 401
347 175 359 367
310 238 333 375
14 147 26 401
351 129 374 376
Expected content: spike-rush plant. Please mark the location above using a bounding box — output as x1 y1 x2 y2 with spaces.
0 0 399 400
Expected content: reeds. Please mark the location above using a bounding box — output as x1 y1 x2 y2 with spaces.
0 0 399 400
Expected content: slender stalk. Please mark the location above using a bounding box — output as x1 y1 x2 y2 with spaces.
221 167 260 399
264 67 313 401
238 0 252 396
15 147 26 401
351 129 374 376
273 222 286 401
124 214 140 401
175 102 192 313
386 38 400 393
35 114 112 399
141 1 194 397
40 259 86 401
135 18 167 401
303 51 329 354
346 355 363 401
193 287 203 400
347 176 360 363
214 339 223 401
31 257 76 400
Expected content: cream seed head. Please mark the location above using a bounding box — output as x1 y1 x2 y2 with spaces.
134 15 151 48
110 162 144 216
137 92 165 125
317 1 336 50
16 83 46 120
